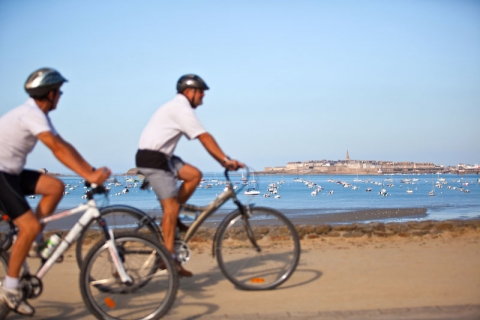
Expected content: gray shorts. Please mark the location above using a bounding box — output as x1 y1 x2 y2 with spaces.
138 156 185 200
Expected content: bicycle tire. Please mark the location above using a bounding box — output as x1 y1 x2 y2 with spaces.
75 205 160 268
0 251 11 319
0 218 14 252
80 232 178 320
215 206 300 290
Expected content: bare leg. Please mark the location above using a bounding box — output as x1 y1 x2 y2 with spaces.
175 164 202 231
34 175 64 221
8 175 64 278
159 197 192 277
9 212 41 278
159 198 180 254
177 164 202 204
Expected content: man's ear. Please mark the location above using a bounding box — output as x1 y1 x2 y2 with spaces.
183 88 196 98
47 90 56 100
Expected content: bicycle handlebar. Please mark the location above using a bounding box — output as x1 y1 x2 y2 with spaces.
84 182 108 199
224 167 250 194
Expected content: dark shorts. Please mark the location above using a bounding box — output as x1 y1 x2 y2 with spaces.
0 170 41 220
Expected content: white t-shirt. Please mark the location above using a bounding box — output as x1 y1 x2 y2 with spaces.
0 98 57 174
138 94 207 157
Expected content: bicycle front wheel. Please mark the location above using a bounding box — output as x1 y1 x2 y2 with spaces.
80 232 178 320
215 206 300 290
76 205 160 268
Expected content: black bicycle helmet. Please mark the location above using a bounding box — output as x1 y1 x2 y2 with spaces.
24 68 68 98
176 74 209 93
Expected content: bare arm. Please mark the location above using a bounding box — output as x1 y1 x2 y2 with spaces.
37 132 111 184
197 132 244 170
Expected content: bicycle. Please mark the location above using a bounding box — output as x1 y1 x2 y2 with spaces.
75 168 301 290
0 196 161 269
0 183 178 320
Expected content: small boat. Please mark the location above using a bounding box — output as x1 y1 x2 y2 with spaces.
366 188 372 192
274 195 281 199
244 188 260 195
429 190 435 196
406 188 413 194
263 193 271 197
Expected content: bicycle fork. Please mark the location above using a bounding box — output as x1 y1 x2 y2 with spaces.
98 219 133 285
235 201 262 253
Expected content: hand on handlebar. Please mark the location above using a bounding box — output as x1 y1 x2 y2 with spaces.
88 167 112 185
223 159 245 171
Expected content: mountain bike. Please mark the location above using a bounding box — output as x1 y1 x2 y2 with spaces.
74 168 301 290
0 184 178 320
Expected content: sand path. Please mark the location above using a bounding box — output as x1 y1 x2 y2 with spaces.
5 229 480 319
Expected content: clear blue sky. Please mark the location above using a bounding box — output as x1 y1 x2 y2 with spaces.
1 0 479 174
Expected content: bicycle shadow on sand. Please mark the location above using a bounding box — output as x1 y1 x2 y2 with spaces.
6 300 92 320
166 252 322 319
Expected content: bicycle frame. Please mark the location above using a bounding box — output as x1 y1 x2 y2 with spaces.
178 169 261 255
10 187 133 284
181 187 238 243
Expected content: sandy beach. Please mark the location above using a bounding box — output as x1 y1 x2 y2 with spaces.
4 216 479 320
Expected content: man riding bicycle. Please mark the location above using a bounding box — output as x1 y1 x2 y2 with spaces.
136 74 244 277
0 68 111 315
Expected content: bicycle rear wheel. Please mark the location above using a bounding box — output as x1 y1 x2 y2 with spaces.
215 207 300 290
0 217 14 251
76 205 160 268
0 251 11 318
80 232 178 320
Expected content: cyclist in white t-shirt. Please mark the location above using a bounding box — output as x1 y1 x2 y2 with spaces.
0 68 111 316
136 74 244 277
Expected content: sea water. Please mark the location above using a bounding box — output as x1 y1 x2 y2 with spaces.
27 173 480 226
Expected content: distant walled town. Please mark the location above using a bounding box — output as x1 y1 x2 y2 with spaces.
262 150 480 175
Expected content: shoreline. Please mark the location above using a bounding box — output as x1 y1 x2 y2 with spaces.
42 216 480 244
42 206 479 232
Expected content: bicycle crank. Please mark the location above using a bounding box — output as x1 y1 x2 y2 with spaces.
174 240 191 266
20 274 43 299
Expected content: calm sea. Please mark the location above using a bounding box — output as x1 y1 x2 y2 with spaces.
28 173 480 224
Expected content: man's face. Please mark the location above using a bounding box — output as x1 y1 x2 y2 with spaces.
50 88 63 110
48 88 63 111
192 89 205 108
